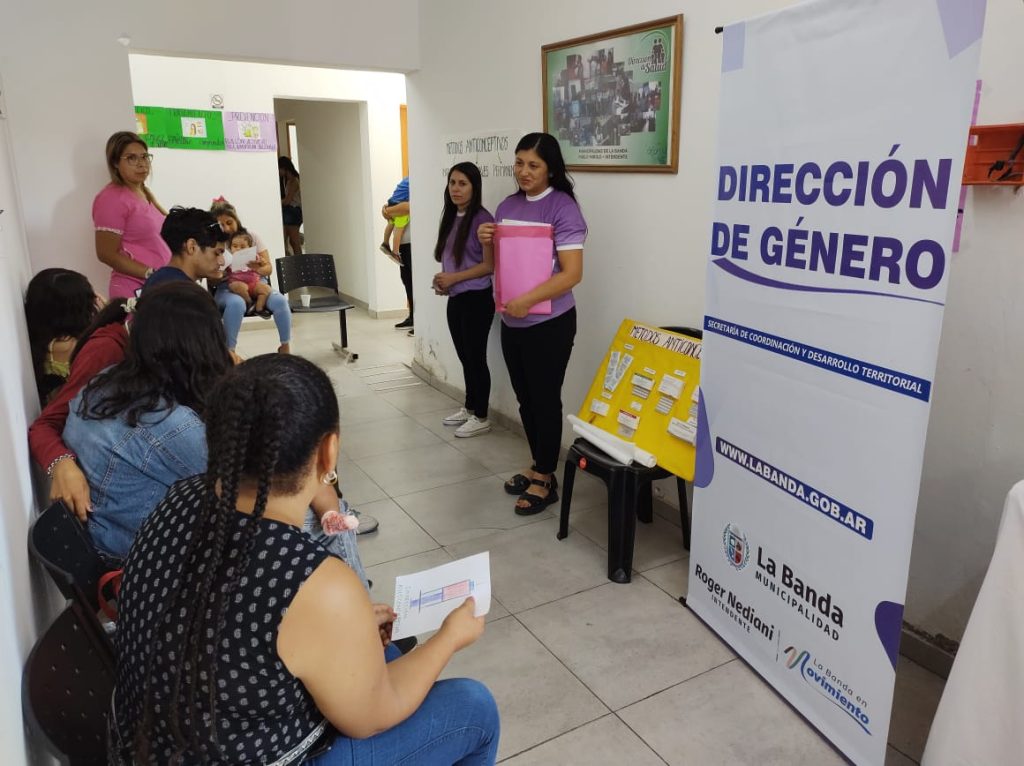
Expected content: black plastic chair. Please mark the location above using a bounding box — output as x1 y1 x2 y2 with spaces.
28 501 110 614
275 253 358 360
22 601 116 765
557 326 702 583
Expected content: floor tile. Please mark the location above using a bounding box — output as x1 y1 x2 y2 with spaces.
886 745 918 766
568 506 686 573
336 460 388 506
349 498 440 568
449 428 533 474
500 714 664 766
340 416 443 460
641 556 690 601
441 616 608 761
888 657 946 762
394 475 554 546
445 518 609 614
380 385 462 415
555 469 613 513
519 578 734 710
619 660 847 766
409 407 464 443
337 393 406 427
356 443 491 496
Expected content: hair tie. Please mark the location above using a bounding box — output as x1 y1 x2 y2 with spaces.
212 195 227 203
124 297 138 314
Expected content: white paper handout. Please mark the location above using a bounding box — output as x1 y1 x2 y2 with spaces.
228 245 258 272
391 552 491 640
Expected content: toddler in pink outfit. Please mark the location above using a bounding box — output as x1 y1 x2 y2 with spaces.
226 230 272 313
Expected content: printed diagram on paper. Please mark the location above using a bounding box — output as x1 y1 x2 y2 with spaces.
391 552 491 640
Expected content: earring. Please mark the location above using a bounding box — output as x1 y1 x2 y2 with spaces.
549 172 554 178
320 469 338 486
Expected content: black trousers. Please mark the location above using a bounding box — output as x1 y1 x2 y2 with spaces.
447 287 495 419
398 243 413 315
500 308 576 474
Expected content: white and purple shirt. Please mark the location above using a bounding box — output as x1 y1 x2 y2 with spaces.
494 187 587 328
441 208 494 297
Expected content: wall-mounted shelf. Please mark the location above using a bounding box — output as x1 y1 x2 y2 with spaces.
962 123 1024 186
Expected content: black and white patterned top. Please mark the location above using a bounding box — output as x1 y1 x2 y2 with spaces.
111 475 330 765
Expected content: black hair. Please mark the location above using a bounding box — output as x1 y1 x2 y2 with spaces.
24 268 98 401
515 132 576 200
133 354 340 762
229 228 254 248
161 206 230 257
78 281 231 427
278 155 300 180
434 162 484 267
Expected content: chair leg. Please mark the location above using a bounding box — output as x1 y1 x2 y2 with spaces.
557 458 577 540
637 480 654 523
332 311 358 361
677 477 691 550
607 473 637 583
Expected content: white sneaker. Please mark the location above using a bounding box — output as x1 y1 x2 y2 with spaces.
455 416 491 438
442 407 471 426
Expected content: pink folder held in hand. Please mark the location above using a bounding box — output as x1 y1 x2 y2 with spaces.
493 223 553 314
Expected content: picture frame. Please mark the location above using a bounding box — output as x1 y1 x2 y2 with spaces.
542 15 683 173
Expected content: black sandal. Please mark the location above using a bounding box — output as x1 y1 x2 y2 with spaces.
514 477 559 516
504 466 538 495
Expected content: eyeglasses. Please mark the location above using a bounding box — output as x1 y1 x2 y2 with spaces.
121 153 154 165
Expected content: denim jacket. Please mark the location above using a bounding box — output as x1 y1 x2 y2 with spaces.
63 389 206 559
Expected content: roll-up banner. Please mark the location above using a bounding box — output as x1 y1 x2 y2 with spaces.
686 1 985 764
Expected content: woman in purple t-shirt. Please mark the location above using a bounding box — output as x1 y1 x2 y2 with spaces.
478 133 587 515
432 162 496 439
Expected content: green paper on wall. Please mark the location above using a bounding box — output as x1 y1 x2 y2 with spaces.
135 106 226 150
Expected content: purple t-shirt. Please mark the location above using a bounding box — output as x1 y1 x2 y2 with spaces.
441 208 494 297
494 187 587 328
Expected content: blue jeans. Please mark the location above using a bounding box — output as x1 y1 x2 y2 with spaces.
215 284 292 349
306 644 500 766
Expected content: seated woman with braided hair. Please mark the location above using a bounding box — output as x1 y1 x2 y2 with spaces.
110 354 499 765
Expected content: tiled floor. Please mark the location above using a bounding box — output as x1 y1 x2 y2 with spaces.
239 310 945 765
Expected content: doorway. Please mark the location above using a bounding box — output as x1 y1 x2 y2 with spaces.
275 98 369 302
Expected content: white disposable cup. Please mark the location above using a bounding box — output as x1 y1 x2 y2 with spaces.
300 294 312 308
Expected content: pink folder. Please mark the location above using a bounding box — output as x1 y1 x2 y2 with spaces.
493 224 554 314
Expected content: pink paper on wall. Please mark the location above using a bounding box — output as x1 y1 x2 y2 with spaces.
494 224 554 314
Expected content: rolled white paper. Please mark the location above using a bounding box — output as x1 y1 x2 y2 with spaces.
567 415 658 468
571 423 634 465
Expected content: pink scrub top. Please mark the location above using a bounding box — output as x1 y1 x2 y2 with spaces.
92 184 172 298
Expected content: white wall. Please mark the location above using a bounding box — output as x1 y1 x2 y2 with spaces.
0 112 56 766
911 0 1024 639
0 0 417 302
128 55 408 312
409 0 1024 642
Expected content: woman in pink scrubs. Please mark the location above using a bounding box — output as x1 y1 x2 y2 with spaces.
92 131 172 298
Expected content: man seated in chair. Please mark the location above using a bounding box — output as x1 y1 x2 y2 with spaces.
147 207 294 355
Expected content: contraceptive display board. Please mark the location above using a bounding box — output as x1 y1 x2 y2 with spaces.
577 319 701 480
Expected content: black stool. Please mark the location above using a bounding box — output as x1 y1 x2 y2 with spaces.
557 437 691 583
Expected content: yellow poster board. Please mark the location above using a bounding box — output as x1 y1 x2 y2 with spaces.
577 319 702 480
